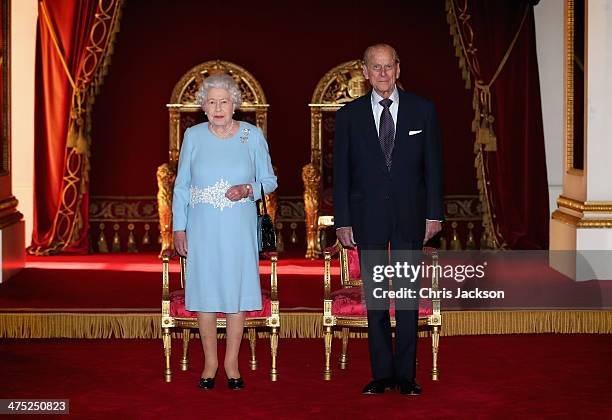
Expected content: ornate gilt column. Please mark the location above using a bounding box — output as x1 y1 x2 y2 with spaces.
550 0 612 279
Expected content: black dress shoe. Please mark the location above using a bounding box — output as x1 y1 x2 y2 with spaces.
198 377 215 390
227 377 244 390
361 378 395 395
398 379 422 396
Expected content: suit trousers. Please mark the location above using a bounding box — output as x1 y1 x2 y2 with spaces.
358 218 421 381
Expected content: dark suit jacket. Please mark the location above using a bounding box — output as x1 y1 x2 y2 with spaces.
333 88 444 244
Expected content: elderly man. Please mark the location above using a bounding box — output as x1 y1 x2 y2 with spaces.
333 43 443 395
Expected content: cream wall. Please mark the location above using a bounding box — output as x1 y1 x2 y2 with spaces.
534 0 564 218
586 0 612 201
10 0 37 247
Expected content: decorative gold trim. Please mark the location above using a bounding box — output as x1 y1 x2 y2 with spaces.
567 167 584 176
169 59 267 107
445 0 472 90
566 0 575 171
552 210 612 228
1 0 11 176
2 310 611 339
557 196 612 213
0 196 18 211
0 211 23 230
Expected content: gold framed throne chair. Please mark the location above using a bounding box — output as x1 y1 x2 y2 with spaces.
322 243 442 381
157 59 277 255
157 60 280 382
303 60 368 259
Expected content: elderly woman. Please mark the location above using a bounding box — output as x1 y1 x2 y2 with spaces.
172 74 277 390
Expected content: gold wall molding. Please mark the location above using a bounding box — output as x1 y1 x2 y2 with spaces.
552 209 612 228
557 195 612 213
0 196 22 229
0 196 18 211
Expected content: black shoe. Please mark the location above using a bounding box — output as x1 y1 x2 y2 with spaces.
361 378 395 395
398 379 422 396
198 377 215 390
227 377 245 390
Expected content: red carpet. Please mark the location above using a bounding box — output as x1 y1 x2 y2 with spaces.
1 335 611 418
0 253 331 310
2 252 610 312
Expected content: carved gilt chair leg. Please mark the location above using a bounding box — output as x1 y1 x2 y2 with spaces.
180 328 190 371
269 326 279 381
323 326 333 380
431 325 440 381
248 327 257 370
163 327 172 382
338 327 349 369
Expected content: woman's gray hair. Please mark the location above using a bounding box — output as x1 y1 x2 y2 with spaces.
196 74 242 109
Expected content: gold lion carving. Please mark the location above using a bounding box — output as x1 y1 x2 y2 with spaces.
157 163 176 255
302 163 321 259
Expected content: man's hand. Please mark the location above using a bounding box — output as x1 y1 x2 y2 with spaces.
336 226 356 249
174 230 188 257
423 220 442 245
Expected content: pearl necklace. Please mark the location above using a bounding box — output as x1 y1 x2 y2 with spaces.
209 120 234 138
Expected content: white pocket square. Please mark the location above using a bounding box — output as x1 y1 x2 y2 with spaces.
409 130 423 135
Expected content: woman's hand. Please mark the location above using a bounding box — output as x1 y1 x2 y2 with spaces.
225 184 252 201
174 231 188 257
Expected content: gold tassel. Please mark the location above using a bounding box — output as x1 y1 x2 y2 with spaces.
127 223 138 253
112 223 121 252
97 223 109 253
484 116 498 151
66 118 79 148
75 124 89 155
465 222 476 250
480 224 489 250
142 224 151 245
450 221 462 250
275 222 284 252
439 235 447 250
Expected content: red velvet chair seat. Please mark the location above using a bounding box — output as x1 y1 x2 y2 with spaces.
169 289 272 318
330 287 432 317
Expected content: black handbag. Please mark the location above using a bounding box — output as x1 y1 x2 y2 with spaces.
257 184 276 252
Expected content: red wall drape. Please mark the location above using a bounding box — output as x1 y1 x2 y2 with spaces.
33 0 549 252
90 0 476 201
32 0 120 254
452 0 549 249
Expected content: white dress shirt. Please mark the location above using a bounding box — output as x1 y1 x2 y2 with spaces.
371 86 399 135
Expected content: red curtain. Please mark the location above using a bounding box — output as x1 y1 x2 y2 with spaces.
449 0 549 249
30 0 121 254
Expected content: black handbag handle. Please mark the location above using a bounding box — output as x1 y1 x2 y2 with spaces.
260 184 267 215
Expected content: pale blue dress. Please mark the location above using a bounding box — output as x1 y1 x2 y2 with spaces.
172 121 277 313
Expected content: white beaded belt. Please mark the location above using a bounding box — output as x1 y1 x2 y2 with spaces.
189 179 249 211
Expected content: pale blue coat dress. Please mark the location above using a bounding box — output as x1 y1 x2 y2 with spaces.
172 121 277 313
